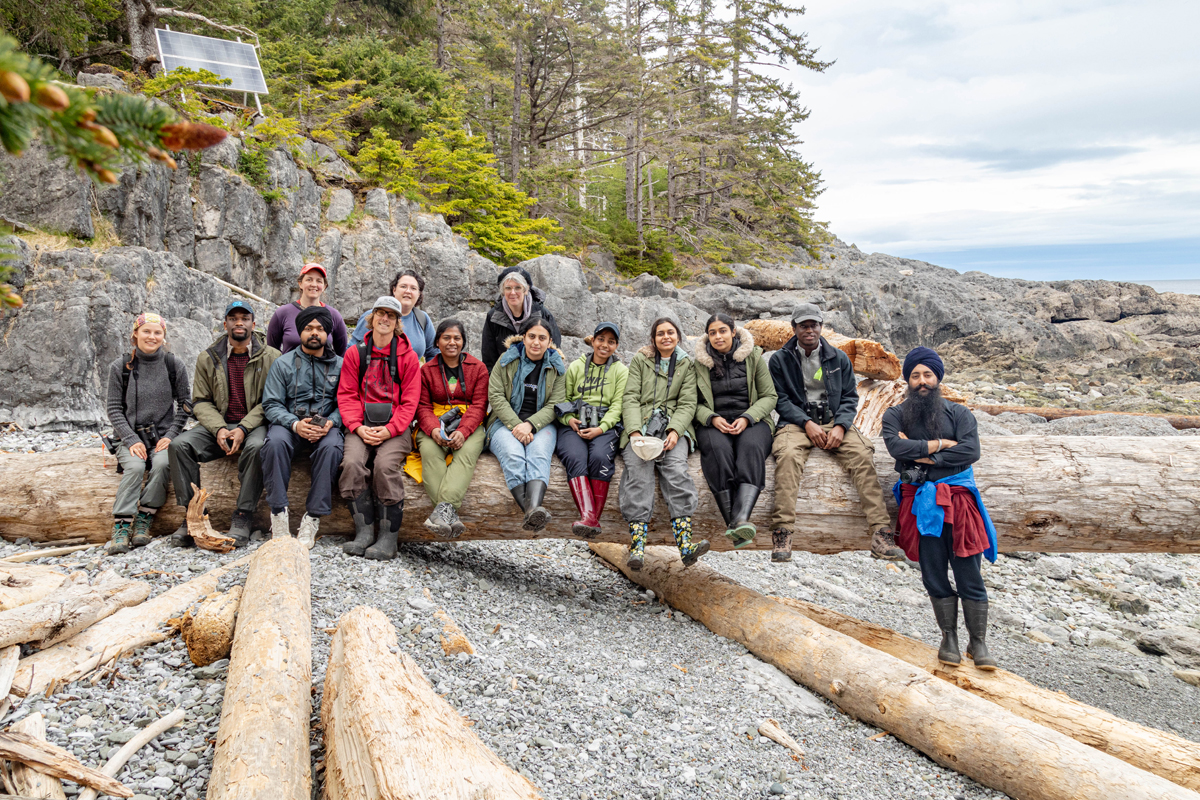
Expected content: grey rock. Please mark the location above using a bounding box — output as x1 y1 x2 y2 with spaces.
1137 627 1200 668
326 189 354 223
146 775 174 790
364 189 390 219
769 782 786 795
1100 665 1151 689
0 139 93 238
180 752 200 768
736 655 826 717
521 254 597 338
407 596 435 612
1035 556 1073 581
630 273 678 299
1130 562 1184 588
77 72 129 92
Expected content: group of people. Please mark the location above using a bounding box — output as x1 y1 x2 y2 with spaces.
106 263 999 670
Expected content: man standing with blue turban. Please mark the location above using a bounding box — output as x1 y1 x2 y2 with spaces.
881 346 1000 671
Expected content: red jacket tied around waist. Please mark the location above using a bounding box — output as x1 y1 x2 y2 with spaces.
897 482 991 562
337 334 420 439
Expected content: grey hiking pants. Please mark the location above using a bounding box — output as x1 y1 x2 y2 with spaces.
617 442 697 524
113 445 171 518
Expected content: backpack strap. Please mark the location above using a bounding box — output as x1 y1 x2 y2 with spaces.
358 338 400 390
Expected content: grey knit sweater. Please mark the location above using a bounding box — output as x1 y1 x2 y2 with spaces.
105 348 191 449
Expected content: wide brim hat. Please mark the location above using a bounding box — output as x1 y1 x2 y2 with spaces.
630 436 665 461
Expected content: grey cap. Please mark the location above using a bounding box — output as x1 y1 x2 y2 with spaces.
791 303 823 325
370 296 405 316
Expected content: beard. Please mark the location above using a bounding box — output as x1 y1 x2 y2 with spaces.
304 334 325 350
229 328 250 342
901 383 943 438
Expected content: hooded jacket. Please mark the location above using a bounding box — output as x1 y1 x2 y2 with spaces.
692 327 777 432
417 353 490 439
486 335 567 436
770 335 859 433
620 344 697 450
192 332 281 436
480 285 563 370
262 345 343 430
336 332 421 439
561 352 628 433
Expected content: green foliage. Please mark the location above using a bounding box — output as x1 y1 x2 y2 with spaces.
614 229 679 281
0 0 120 60
140 67 231 120
236 146 269 187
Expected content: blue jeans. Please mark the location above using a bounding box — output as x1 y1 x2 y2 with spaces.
488 423 557 489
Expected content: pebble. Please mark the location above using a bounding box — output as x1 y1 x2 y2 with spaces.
1100 665 1151 689
1035 557 1073 581
407 596 435 612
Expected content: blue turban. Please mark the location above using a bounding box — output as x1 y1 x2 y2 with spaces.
902 346 944 381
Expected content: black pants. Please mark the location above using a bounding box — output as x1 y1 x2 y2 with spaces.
918 523 988 601
555 426 619 482
695 419 773 495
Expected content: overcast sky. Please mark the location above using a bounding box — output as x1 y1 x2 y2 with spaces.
790 0 1200 280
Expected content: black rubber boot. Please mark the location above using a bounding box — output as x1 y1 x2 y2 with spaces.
961 599 998 670
522 480 550 531
510 484 528 513
713 489 734 527
931 596 962 666
366 500 402 561
728 484 761 548
343 489 376 556
169 520 194 548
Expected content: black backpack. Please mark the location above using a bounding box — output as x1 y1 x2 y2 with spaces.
356 337 400 388
121 351 186 412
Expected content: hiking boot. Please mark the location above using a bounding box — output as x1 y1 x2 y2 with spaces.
728 484 761 549
344 489 377 556
107 518 133 554
568 476 601 539
270 508 290 540
962 599 998 670
169 521 194 548
229 510 253 548
423 502 453 538
522 480 550 532
366 500 402 561
672 516 709 567
870 527 904 561
131 509 156 547
627 522 648 571
931 596 962 666
771 529 792 563
446 505 466 538
297 514 320 550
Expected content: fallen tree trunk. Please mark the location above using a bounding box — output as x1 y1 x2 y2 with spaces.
207 539 310 800
778 597 1200 791
0 571 150 650
0 567 69 612
12 556 250 698
321 606 540 800
742 320 902 380
973 404 1200 430
180 586 242 667
0 732 129 797
589 543 1200 800
7 712 66 799
4 435 1200 554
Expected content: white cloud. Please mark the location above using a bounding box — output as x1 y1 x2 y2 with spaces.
788 0 1200 254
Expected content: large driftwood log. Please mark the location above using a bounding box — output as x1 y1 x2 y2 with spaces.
742 320 903 380
778 597 1200 791
0 567 69 613
207 539 310 800
0 571 150 651
0 732 129 797
590 543 1200 800
7 712 66 799
5 439 1200 554
322 606 540 800
973 404 1200 430
12 556 250 698
180 586 242 667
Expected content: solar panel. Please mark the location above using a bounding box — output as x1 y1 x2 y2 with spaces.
155 29 268 95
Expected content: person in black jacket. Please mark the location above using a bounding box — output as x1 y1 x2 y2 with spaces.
767 304 903 563
480 266 562 370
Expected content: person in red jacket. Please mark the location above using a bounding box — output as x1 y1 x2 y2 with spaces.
336 296 420 560
414 319 490 538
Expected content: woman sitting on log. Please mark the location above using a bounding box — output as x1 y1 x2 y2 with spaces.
555 322 627 538
337 296 421 561
487 316 566 532
266 263 349 355
105 313 191 553
618 317 708 570
693 313 778 548
414 319 490 538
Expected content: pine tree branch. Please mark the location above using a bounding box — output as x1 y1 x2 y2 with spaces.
152 8 260 48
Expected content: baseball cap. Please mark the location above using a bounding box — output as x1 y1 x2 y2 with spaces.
224 299 255 318
592 321 621 341
790 303 823 325
370 296 405 316
300 263 328 281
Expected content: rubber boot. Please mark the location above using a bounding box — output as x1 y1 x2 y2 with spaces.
589 480 611 533
131 508 156 547
510 484 528 513
107 518 132 554
568 476 600 539
366 500 402 561
713 489 734 527
523 480 550 532
672 517 710 567
343 489 377 556
961 599 998 670
931 596 962 666
728 484 761 549
627 522 649 571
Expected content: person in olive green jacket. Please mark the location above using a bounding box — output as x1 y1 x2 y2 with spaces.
486 317 567 532
617 316 708 571
555 322 628 539
168 300 281 548
693 313 778 548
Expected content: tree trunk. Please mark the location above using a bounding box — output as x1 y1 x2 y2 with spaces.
0 732 130 797
778 597 1200 791
321 606 540 800
207 539 310 800
741 320 902 380
588 543 1200 800
12 556 250 698
972 404 1200 431
180 585 242 668
121 0 158 69
7 713 66 799
510 38 523 184
0 570 150 650
0 566 70 613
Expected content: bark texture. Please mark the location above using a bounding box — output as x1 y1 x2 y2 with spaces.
180 586 242 667
207 539 311 800
742 320 902 380
0 571 150 650
0 731 129 797
7 712 66 799
0 566 69 612
321 606 540 800
589 542 1200 800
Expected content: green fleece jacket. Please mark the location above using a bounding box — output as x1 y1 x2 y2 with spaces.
692 326 778 433
561 354 628 432
620 345 697 450
486 335 568 435
191 332 281 435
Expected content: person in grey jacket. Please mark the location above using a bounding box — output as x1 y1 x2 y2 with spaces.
105 313 190 553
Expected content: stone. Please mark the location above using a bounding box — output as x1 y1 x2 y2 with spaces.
1100 665 1150 689
146 776 175 790
736 654 826 717
77 72 129 93
1026 630 1055 645
1035 556 1072 581
180 752 201 768
364 189 390 219
1136 627 1200 668
769 782 786 795
326 189 354 223
1031 626 1070 647
0 139 93 238
407 596 435 612
1174 670 1200 687
1130 562 1184 588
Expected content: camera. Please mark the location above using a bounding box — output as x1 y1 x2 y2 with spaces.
900 464 928 486
310 414 329 428
439 406 463 435
803 400 833 425
644 407 670 439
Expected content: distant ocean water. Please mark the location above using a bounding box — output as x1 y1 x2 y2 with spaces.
1139 280 1200 295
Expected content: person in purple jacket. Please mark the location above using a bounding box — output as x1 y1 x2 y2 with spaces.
267 263 350 356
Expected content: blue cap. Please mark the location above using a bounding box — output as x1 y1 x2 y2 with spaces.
224 299 255 318
592 321 621 341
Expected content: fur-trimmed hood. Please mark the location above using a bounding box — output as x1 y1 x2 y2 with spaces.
636 343 691 361
693 326 755 369
499 333 566 373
